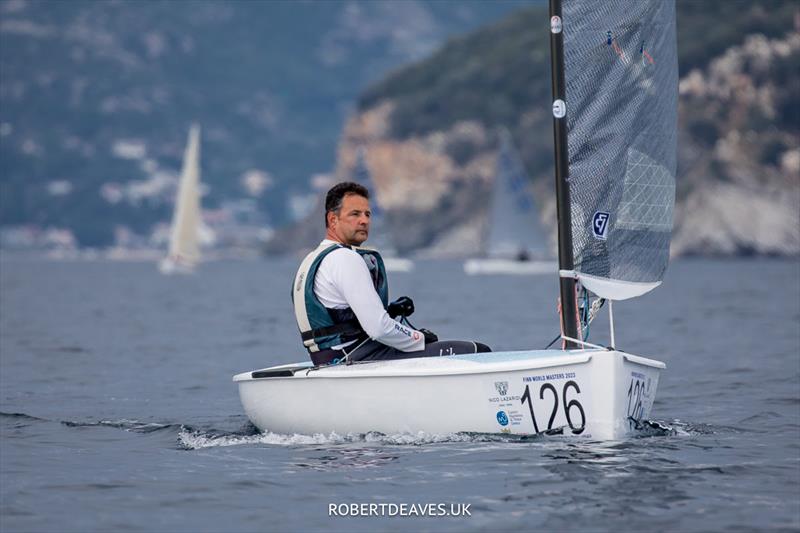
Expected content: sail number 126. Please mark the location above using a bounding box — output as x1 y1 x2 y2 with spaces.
520 380 586 434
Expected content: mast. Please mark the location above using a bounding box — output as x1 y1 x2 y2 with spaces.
549 0 581 348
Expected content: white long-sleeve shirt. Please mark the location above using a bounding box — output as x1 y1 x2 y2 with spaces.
313 240 424 352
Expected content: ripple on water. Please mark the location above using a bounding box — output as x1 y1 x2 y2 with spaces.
60 419 183 434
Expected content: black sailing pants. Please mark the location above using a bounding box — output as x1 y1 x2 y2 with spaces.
347 338 492 362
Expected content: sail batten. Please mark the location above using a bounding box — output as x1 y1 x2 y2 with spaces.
562 0 678 300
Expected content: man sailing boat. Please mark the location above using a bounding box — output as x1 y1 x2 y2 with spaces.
292 182 491 366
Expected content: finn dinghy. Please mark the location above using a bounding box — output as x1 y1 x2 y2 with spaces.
464 130 557 276
159 124 202 275
234 0 678 440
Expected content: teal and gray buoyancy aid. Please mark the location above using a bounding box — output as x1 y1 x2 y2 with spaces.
292 243 388 353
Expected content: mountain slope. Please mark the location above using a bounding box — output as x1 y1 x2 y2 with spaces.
0 0 534 245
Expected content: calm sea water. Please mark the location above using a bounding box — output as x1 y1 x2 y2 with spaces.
1 255 798 532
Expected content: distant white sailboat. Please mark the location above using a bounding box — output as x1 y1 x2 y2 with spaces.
352 146 414 273
464 131 557 275
159 124 202 274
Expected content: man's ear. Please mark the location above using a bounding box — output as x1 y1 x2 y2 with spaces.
326 210 336 227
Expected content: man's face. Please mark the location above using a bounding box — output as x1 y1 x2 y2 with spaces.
328 193 370 246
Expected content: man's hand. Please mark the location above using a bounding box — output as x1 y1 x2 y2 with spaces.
387 296 415 318
419 328 438 344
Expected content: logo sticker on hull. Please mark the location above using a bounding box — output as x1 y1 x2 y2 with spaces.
485 381 524 432
496 411 509 426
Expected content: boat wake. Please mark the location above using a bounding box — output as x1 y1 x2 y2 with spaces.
177 419 684 450
627 417 680 436
0 412 693 449
177 427 484 450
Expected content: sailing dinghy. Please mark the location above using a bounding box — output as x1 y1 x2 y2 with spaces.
159 124 202 275
235 0 678 440
464 130 557 275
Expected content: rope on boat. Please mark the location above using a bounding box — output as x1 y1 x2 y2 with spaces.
545 286 606 349
337 335 372 365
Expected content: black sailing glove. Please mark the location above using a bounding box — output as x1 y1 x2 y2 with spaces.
387 296 415 318
419 328 438 344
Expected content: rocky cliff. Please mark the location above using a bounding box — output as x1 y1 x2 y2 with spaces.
673 32 800 255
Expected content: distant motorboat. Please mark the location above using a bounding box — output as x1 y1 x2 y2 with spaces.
464 257 554 275
464 130 556 275
160 124 202 275
382 256 414 273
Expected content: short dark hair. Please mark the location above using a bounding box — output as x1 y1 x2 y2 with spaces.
325 181 369 227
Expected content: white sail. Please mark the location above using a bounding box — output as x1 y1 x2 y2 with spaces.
160 124 201 273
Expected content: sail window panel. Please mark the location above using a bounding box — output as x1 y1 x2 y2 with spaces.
616 148 676 232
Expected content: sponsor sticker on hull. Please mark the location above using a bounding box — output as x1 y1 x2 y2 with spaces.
486 380 524 433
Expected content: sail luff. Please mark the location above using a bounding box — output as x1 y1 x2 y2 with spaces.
167 124 201 264
549 0 581 347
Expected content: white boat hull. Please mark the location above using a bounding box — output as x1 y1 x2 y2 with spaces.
234 349 664 440
382 257 414 272
158 257 195 275
464 258 557 275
